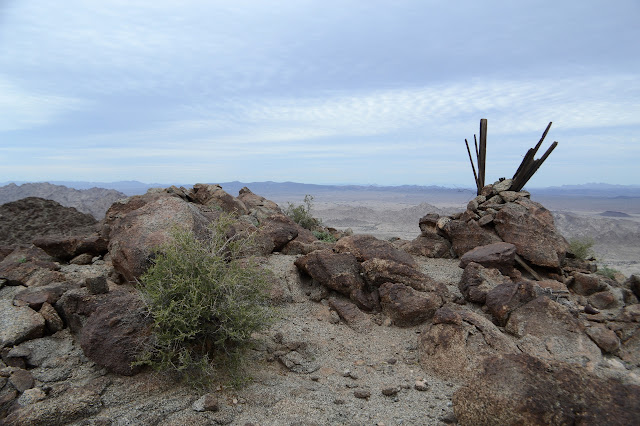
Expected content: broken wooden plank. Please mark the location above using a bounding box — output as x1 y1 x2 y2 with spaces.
465 139 480 192
515 253 542 281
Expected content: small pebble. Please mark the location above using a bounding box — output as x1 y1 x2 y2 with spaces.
334 398 345 405
381 386 400 396
354 389 371 399
414 380 429 391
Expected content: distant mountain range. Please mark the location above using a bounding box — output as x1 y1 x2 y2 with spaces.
3 180 639 198
0 182 126 219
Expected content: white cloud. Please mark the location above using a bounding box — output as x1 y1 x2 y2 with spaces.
0 77 86 131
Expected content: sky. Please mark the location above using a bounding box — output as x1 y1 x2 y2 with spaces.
1 0 639 187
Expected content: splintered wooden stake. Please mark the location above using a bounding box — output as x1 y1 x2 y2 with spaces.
465 139 480 192
478 119 487 190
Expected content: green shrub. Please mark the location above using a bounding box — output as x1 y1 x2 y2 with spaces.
568 237 594 260
313 230 337 243
135 214 275 387
284 194 321 231
596 265 619 280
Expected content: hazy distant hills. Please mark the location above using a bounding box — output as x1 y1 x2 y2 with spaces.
2 180 640 215
0 182 126 219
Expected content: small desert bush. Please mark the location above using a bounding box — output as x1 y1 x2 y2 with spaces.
135 214 275 387
568 237 595 260
284 194 321 230
313 230 336 243
596 265 619 280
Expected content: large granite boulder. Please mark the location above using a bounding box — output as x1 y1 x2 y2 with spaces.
459 242 516 275
419 306 520 380
452 354 640 426
334 235 417 267
294 249 365 297
32 234 108 262
378 282 443 326
106 194 214 282
505 296 602 367
361 258 446 293
441 219 502 257
188 183 248 215
494 198 569 268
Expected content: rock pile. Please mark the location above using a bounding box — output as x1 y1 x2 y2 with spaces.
1 182 639 424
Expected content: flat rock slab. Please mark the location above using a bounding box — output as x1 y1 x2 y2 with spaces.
0 299 45 349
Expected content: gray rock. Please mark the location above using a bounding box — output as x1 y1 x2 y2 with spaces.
0 299 45 349
192 393 219 412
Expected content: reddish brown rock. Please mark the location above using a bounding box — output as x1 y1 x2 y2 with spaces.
9 368 34 392
294 250 364 296
237 187 282 220
588 290 619 310
79 292 151 376
39 302 64 334
107 194 214 282
14 281 76 310
571 272 608 296
452 354 640 426
361 258 446 293
459 242 516 275
418 213 440 233
378 282 443 326
484 281 538 325
328 297 373 333
459 262 511 304
586 325 621 353
420 307 519 380
506 296 602 367
441 219 502 257
188 183 248 215
32 234 108 262
334 235 417 268
55 288 104 334
0 246 63 287
402 233 452 258
255 214 300 252
494 198 569 268
625 274 640 300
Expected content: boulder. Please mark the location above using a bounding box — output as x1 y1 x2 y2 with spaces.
32 234 108 262
505 296 602 367
13 281 77 310
334 235 417 268
494 198 569 268
419 307 520 380
484 281 538 325
378 282 443 326
458 242 516 275
107 194 214 282
402 233 452 258
588 290 619 310
452 354 640 426
458 262 511 304
237 187 282 220
418 213 440 233
441 220 502 257
188 183 248 215
0 247 64 287
55 287 104 334
0 299 45 349
294 250 364 296
361 258 446 293
585 324 621 354
625 274 640 300
79 291 151 376
571 272 608 296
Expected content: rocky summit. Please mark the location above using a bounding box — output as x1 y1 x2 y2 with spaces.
0 182 639 425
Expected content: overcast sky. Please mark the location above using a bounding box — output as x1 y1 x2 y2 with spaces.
1 0 639 187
